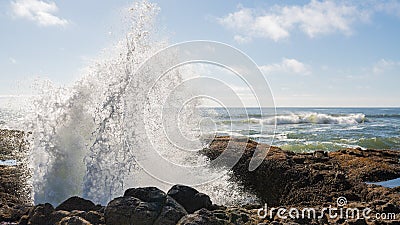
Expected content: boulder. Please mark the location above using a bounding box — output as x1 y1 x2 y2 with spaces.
124 186 167 203
56 196 97 212
84 211 104 225
0 203 30 222
48 210 70 225
177 208 223 225
26 203 54 225
153 197 188 225
105 187 187 225
167 185 212 213
58 215 92 225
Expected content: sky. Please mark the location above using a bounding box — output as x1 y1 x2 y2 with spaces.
1 0 400 107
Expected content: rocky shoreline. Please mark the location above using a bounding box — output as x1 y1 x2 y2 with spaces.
0 129 31 223
1 130 400 224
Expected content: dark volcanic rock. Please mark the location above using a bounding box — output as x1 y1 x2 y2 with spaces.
0 129 32 222
25 203 54 225
105 187 187 225
202 136 400 207
124 186 167 203
56 196 98 212
48 210 71 225
58 215 92 225
84 211 104 224
177 208 223 225
167 185 212 213
330 148 400 182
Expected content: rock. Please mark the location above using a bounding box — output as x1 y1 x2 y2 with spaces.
58 215 92 225
381 203 400 213
177 208 223 225
330 148 400 182
167 185 212 213
104 196 143 225
70 210 87 218
84 211 104 225
56 196 97 212
48 210 70 224
18 214 29 225
153 197 188 225
105 187 187 225
0 130 31 205
348 218 367 225
0 130 32 223
124 186 167 203
26 203 54 225
0 203 30 222
202 137 400 207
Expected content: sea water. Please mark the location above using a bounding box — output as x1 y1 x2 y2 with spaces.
2 107 399 151
201 107 400 151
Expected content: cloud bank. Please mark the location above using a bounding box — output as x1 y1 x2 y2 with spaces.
218 0 380 42
11 0 69 27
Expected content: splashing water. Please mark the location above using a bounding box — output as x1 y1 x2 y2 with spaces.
25 1 257 206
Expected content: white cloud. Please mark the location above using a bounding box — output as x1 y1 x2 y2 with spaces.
11 0 69 27
233 35 251 44
373 59 400 74
260 58 311 75
218 0 369 42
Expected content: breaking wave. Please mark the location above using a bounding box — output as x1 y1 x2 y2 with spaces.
229 113 367 125
24 1 256 206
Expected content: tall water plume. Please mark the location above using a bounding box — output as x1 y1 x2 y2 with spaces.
26 1 257 206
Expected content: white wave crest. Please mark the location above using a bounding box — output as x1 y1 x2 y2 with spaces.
260 113 366 125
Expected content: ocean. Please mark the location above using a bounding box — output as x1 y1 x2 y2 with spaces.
200 107 400 151
2 107 399 152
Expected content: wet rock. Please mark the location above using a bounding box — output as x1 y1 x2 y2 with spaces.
330 148 400 182
124 186 167 203
176 207 262 225
56 196 98 212
26 203 54 225
48 210 70 224
18 214 29 225
70 210 87 218
0 203 30 222
177 208 223 225
348 218 367 225
0 129 32 223
202 137 400 207
105 187 187 225
58 215 92 225
84 211 104 225
381 203 400 213
167 185 212 213
104 196 145 225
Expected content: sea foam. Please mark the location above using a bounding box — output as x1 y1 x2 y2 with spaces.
260 113 366 125
25 1 256 206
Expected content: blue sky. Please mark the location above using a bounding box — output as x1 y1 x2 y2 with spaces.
1 0 400 107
